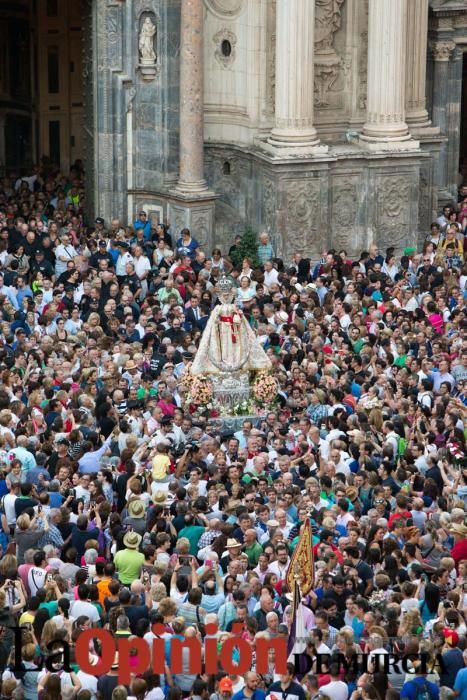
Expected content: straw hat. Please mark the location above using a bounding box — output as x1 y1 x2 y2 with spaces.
125 359 137 371
123 531 142 549
153 491 168 505
226 538 242 549
449 523 467 537
128 500 145 518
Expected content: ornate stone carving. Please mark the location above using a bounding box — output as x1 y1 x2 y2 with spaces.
314 63 340 108
331 178 359 250
204 0 243 19
285 181 321 256
376 176 411 249
418 166 432 236
315 0 346 52
139 14 158 80
213 29 237 68
191 211 210 247
430 40 455 61
263 179 276 230
314 0 346 109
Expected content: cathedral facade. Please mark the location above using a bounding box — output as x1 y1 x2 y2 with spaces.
1 0 467 257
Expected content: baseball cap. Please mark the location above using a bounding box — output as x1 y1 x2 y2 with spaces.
218 678 233 693
95 217 104 225
442 629 459 646
98 240 107 247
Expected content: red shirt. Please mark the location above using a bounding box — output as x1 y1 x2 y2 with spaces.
388 510 411 529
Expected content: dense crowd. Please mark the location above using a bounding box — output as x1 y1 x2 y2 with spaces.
0 163 465 700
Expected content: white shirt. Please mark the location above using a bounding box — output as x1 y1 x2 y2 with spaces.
319 681 349 700
134 255 151 279
76 670 98 700
264 268 280 289
55 244 77 274
28 566 47 595
116 251 134 276
71 599 101 624
2 493 17 525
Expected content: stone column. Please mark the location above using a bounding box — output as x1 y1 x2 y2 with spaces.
430 40 455 194
360 0 418 150
267 0 327 156
405 0 432 131
169 0 215 251
175 0 208 193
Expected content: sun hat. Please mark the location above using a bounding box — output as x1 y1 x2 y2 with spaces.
153 491 168 505
128 500 145 518
125 359 137 371
123 531 142 549
226 538 242 549
449 523 467 537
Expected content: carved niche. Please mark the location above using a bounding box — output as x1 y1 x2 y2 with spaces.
284 180 322 257
375 176 411 250
314 0 346 109
213 29 237 68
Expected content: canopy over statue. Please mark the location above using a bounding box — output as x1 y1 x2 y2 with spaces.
190 276 272 375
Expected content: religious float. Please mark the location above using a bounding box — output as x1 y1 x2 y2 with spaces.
181 276 278 429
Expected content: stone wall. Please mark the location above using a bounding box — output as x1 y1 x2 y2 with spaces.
206 144 422 260
84 0 181 223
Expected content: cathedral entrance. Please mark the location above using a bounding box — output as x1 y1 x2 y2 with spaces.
0 0 84 176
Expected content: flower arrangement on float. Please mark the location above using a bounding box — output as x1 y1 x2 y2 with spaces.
252 371 279 405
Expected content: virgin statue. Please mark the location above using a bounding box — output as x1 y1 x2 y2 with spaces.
190 276 272 375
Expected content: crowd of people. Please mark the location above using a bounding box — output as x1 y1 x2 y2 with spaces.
0 163 465 700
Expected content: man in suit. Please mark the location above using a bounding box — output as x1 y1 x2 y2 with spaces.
184 295 203 330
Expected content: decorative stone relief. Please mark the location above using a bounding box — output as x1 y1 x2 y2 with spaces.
314 0 346 108
430 40 456 61
204 0 243 19
331 177 359 251
375 176 411 250
358 0 369 112
191 211 211 247
139 14 158 80
213 29 237 69
263 179 276 231
265 0 276 116
418 166 433 236
285 181 321 257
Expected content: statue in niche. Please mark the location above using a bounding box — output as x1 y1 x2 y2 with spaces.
139 16 156 63
315 0 345 54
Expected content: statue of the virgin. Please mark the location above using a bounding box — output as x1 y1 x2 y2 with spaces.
190 276 272 375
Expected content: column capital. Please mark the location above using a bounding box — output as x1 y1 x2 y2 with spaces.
430 40 456 62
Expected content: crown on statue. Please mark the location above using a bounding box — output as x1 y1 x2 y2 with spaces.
218 275 234 294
